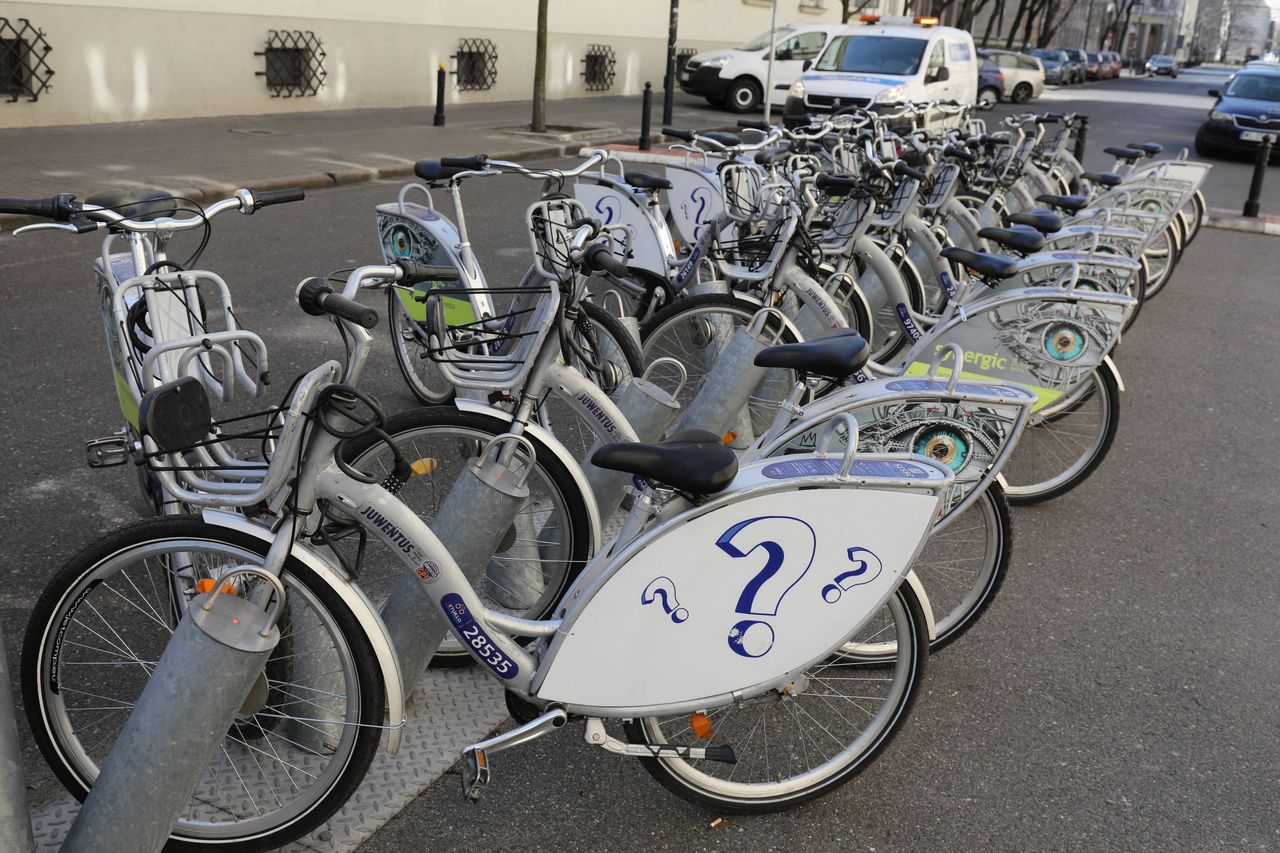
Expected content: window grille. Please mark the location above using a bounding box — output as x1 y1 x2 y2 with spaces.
453 38 498 91
255 30 326 97
582 44 616 91
0 18 54 103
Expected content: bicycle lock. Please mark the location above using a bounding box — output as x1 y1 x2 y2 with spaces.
0 618 35 853
61 570 287 853
379 435 532 698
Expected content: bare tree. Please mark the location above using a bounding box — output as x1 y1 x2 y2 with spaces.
531 0 549 133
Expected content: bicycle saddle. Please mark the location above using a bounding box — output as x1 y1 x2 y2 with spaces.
1103 147 1143 162
1128 142 1163 155
84 188 178 222
1006 210 1064 234
977 226 1045 255
591 430 737 495
1035 193 1089 213
754 330 869 379
702 131 742 148
941 247 1021 281
1081 171 1123 188
624 170 673 191
138 376 212 453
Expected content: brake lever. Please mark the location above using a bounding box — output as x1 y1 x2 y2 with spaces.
11 221 92 236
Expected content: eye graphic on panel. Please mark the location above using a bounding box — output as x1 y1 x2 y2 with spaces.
716 516 816 659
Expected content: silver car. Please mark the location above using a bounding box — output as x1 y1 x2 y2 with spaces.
979 49 1046 103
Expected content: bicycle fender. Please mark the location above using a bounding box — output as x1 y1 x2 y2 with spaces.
451 398 603 553
199 509 408 753
1102 354 1124 392
902 568 936 642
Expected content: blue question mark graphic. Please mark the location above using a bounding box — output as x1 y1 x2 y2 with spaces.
716 517 816 659
641 576 689 623
821 547 884 604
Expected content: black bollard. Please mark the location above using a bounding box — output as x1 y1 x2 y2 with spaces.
640 82 653 150
1243 133 1274 218
1074 115 1089 164
434 64 447 127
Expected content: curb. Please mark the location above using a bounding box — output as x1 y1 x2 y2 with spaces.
0 141 605 231
1204 208 1280 236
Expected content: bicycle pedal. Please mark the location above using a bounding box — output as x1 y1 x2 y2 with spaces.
460 746 490 803
85 435 130 468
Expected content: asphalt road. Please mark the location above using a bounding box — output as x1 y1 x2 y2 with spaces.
1 71 1277 850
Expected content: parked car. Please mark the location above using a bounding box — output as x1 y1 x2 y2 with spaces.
1086 51 1109 79
1102 50 1123 78
679 22 839 112
784 17 979 127
1194 64 1280 158
978 55 1005 108
1145 54 1179 77
1058 48 1089 83
979 48 1045 102
1032 48 1071 85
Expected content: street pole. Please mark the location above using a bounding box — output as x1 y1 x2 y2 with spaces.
662 0 679 126
1243 134 1273 218
763 0 779 124
1084 0 1096 50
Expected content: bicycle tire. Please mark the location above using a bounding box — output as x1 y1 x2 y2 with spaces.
639 292 801 441
341 406 594 667
1002 363 1121 505
22 515 383 853
622 580 928 813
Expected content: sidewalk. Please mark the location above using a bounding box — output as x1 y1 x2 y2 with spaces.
0 94 727 224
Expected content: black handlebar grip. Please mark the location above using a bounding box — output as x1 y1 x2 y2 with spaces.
815 174 860 194
943 144 977 163
439 155 489 170
0 193 77 222
737 120 772 131
252 187 305 209
395 258 461 285
296 277 379 329
893 160 927 182
582 243 629 278
661 127 696 142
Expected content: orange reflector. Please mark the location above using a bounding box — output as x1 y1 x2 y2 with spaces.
915 16 939 25
722 432 737 445
860 14 880 22
410 457 438 476
195 579 236 595
690 712 713 740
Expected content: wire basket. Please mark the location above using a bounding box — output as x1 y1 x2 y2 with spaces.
528 196 589 284
718 163 790 225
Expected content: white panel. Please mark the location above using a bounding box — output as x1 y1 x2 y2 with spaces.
537 486 938 709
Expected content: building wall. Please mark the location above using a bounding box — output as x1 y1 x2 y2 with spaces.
0 0 845 128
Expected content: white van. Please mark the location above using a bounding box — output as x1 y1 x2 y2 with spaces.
783 17 979 127
678 23 845 113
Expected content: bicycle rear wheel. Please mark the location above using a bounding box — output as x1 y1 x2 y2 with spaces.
22 516 383 852
623 581 927 813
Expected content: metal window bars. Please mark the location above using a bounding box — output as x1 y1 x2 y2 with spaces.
582 44 616 91
0 17 53 102
255 30 327 97
453 38 498 91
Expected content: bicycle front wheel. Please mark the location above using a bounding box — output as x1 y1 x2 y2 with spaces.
22 516 383 852
623 581 928 813
1001 365 1121 504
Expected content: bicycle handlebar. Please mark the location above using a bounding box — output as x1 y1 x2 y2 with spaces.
296 277 380 329
440 155 490 170
0 193 78 222
582 242 629 277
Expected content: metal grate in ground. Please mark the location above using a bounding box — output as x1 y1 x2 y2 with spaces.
30 665 508 851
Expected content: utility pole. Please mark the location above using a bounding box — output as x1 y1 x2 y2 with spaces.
662 0 679 125
1084 0 1096 48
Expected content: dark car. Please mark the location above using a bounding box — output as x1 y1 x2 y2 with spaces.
1195 66 1280 157
978 56 1005 109
1086 51 1107 80
1033 48 1070 85
1059 48 1089 84
1146 54 1179 77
